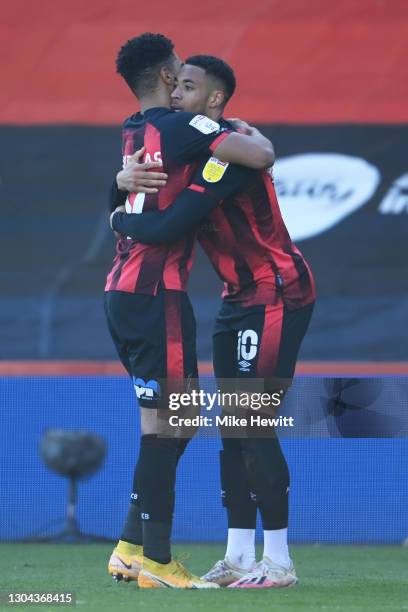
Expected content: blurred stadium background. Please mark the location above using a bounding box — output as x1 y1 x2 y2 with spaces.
1 0 407 546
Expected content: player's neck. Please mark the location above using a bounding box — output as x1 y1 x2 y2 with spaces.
205 109 223 122
139 91 170 113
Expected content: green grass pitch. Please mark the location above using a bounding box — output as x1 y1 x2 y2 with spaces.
0 543 407 611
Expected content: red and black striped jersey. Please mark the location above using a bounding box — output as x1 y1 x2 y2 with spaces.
197 168 315 309
105 107 230 295
111 118 315 310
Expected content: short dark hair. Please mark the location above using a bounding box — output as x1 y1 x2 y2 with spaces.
185 55 236 105
116 32 175 97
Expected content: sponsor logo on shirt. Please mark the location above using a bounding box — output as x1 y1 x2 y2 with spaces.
189 114 220 134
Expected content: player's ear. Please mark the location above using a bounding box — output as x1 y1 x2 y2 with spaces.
160 65 174 89
208 90 225 109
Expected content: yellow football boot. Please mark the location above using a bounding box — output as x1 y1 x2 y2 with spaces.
138 557 219 589
108 540 143 582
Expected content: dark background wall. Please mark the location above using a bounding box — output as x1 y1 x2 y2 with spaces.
1 0 408 364
1 124 407 361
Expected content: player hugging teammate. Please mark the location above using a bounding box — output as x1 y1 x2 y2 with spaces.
105 32 315 590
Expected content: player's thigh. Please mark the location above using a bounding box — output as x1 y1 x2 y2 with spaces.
242 301 314 435
274 302 315 379
234 300 313 381
104 289 167 408
129 289 199 407
233 301 291 407
244 300 314 400
213 299 248 380
213 300 288 384
160 290 199 439
104 291 133 375
234 304 269 380
213 330 238 379
213 326 244 448
171 290 198 380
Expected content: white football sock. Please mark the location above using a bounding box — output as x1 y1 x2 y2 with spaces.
225 528 256 570
263 528 290 568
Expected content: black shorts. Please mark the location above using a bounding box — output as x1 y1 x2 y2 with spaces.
104 288 198 407
213 298 314 385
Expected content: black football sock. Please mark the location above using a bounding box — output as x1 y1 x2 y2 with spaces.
142 521 173 566
242 436 289 530
221 438 257 529
137 434 179 564
120 502 143 546
120 437 191 555
119 456 143 546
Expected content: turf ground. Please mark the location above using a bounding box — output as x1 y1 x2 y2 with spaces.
0 543 407 611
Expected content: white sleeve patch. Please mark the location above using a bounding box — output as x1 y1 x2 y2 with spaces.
189 114 220 135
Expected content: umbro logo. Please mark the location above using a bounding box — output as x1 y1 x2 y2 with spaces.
238 360 251 372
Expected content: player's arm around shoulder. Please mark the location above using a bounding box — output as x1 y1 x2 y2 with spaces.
163 111 274 170
159 111 227 165
213 123 275 170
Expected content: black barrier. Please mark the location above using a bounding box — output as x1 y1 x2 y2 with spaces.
1 125 407 360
